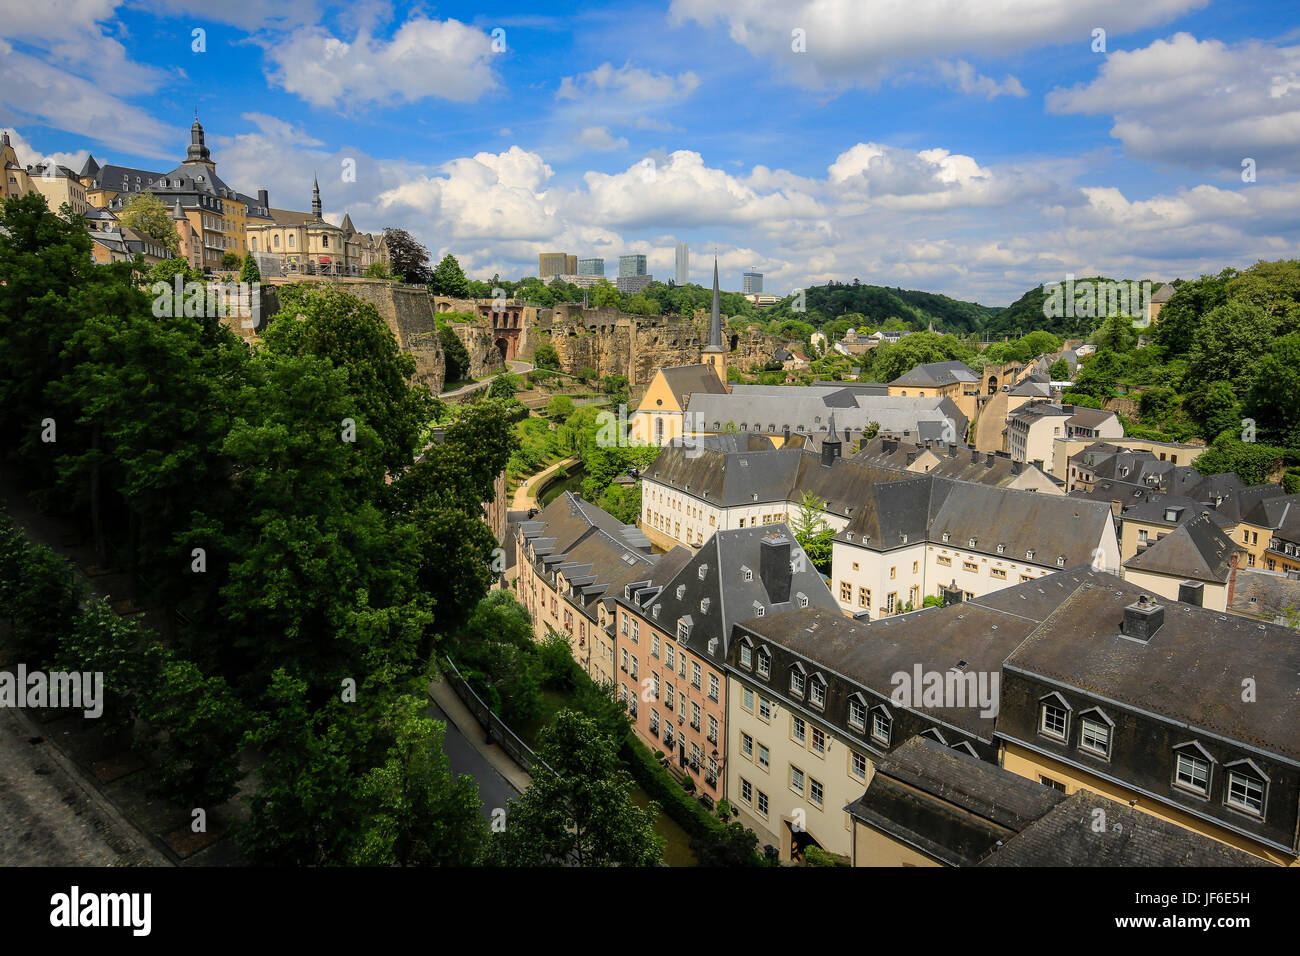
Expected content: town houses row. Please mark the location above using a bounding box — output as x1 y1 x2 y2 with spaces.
511 430 1300 867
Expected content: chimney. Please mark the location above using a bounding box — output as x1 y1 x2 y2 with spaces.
257 188 269 211
1177 580 1205 607
782 424 790 445
985 453 995 467
821 414 842 467
760 535 793 604
882 437 899 455
906 452 920 465
970 448 979 463
1121 594 1164 642
1033 459 1045 472
941 581 964 607
948 442 958 457
1011 460 1023 475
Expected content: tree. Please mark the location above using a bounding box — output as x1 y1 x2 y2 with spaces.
140 659 248 806
791 491 834 572
534 342 560 370
350 696 488 866
440 326 472 383
546 395 575 421
239 252 261 284
363 260 392 279
1093 314 1137 353
1047 357 1071 380
491 710 664 866
1244 333 1300 446
221 252 240 270
382 227 430 283
576 365 598 384
118 191 180 256
429 254 470 298
488 374 517 401
589 279 621 309
452 591 543 726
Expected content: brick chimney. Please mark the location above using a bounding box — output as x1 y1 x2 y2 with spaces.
1121 594 1164 642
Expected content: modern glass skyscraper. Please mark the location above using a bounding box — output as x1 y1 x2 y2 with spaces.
743 271 763 294
675 242 688 284
577 257 604 276
619 254 647 277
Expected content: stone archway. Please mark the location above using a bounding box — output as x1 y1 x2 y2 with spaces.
495 337 511 362
986 374 998 395
729 333 739 351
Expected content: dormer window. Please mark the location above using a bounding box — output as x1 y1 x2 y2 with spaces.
790 664 806 697
1079 709 1113 758
796 591 808 608
756 647 771 678
1172 742 1214 796
698 563 708 580
1026 549 1035 561
1056 555 1066 567
1224 760 1268 816
699 597 711 614
739 638 753 668
848 695 866 730
676 584 686 600
942 533 950 543
870 706 891 745
741 565 752 582
996 544 1005 555
809 676 826 709
677 617 691 641
968 537 976 548
1039 692 1070 741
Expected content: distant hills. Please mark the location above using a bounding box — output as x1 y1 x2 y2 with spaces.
762 276 1157 338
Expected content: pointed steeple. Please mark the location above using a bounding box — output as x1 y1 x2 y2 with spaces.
186 113 213 165
708 256 722 350
312 173 322 219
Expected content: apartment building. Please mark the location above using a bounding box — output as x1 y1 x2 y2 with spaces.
1121 512 1243 611
1005 403 1121 474
830 474 1119 618
855 434 1061 494
613 525 837 805
887 360 981 422
1056 437 1204 485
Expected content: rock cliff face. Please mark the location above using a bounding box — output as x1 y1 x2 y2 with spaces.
448 321 507 380
251 277 447 393
545 306 787 389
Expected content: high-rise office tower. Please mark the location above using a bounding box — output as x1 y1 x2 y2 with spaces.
675 242 689 284
577 258 605 276
619 254 647 277
743 271 763 294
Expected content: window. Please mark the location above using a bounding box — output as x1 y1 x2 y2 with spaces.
912 561 919 574
649 709 660 736
1226 769 1265 815
758 744 770 769
677 619 689 641
991 567 1006 579
811 727 825 755
792 715 806 745
621 649 629 672
810 678 825 708
757 790 768 816
1079 715 1110 756
756 648 771 678
871 709 891 746
621 614 629 636
1040 702 1068 740
665 683 674 710
758 696 771 721
651 672 660 699
743 687 754 711
1175 751 1210 795
890 566 896 579
631 620 639 643
691 702 701 731
936 555 951 567
790 670 805 697
840 581 851 601
708 673 719 702
666 645 675 671
708 714 719 743
692 661 702 689
810 778 824 807
630 657 639 680
741 733 753 758
1040 775 1066 793
962 561 978 573
741 778 753 803
858 587 871 609
850 751 867 781
790 766 804 795
651 634 660 659
739 642 752 668
849 697 866 730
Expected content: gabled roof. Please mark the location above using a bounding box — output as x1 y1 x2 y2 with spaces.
1123 513 1241 582
1150 283 1177 303
981 790 1272 867
889 360 977 388
657 363 728 406
846 736 1066 866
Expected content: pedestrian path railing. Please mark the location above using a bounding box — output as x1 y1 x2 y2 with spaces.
441 655 553 777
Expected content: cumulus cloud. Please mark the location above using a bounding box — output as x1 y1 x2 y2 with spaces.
668 0 1204 91
1047 32 1300 174
935 60 1027 99
264 16 500 108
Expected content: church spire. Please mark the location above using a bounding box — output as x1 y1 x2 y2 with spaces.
701 254 727 385
312 173 322 219
186 113 212 165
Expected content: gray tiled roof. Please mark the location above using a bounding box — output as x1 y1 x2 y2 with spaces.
888 360 978 388
683 390 967 438
638 524 839 664
981 790 1272 867
1229 568 1300 621
1123 512 1241 582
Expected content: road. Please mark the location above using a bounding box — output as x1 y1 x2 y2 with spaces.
440 359 534 399
427 700 519 821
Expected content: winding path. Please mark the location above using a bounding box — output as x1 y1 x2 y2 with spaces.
512 456 579 512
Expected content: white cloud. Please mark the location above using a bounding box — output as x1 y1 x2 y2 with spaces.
935 60 1027 99
668 0 1204 91
264 17 500 108
557 62 700 103
0 126 88 172
1047 33 1300 173
576 126 630 151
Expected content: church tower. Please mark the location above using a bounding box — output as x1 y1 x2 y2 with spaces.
312 173 323 220
701 256 728 385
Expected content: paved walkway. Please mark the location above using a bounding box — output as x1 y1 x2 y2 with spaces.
511 456 579 512
426 679 531 794
440 359 534 399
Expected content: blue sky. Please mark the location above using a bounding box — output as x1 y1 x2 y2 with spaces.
3 0 1298 304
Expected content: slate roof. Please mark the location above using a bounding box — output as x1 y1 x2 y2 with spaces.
845 736 1065 866
683 390 966 438
1150 283 1177 303
636 524 839 666
1003 575 1300 763
839 473 1113 567
548 526 660 615
269 207 324 226
981 790 1272 867
87 163 167 193
888 360 978 388
1123 512 1242 582
517 490 650 558
1229 568 1300 621
658 363 728 407
855 436 1053 489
